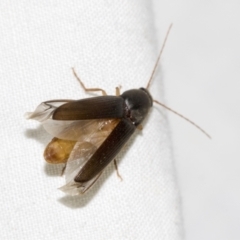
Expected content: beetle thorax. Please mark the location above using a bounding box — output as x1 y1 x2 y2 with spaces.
121 88 153 126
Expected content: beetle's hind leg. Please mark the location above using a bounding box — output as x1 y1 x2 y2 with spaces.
61 164 66 176
114 159 123 181
72 68 107 96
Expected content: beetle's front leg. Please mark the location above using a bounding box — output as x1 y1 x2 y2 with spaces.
115 86 121 96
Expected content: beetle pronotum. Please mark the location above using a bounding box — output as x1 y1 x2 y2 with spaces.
25 24 210 195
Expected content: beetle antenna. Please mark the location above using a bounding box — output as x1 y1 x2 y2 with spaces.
146 23 173 90
153 99 211 139
146 24 210 138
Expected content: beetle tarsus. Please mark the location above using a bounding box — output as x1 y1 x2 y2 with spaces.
72 67 107 96
114 159 123 181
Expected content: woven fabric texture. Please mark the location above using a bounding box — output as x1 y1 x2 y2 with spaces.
0 1 182 239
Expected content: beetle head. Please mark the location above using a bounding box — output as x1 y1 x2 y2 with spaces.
121 88 153 126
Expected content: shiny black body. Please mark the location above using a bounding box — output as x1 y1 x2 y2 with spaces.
52 88 153 182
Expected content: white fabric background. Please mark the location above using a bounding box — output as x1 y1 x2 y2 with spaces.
0 1 182 240
1 1 240 240
152 1 240 240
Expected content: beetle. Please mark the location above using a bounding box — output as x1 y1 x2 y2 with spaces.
25 25 210 195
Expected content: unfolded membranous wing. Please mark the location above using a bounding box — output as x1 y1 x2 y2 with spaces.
26 97 135 195
60 118 135 195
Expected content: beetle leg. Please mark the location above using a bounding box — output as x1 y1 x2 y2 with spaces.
61 164 66 176
72 68 107 96
114 159 123 181
115 86 121 96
